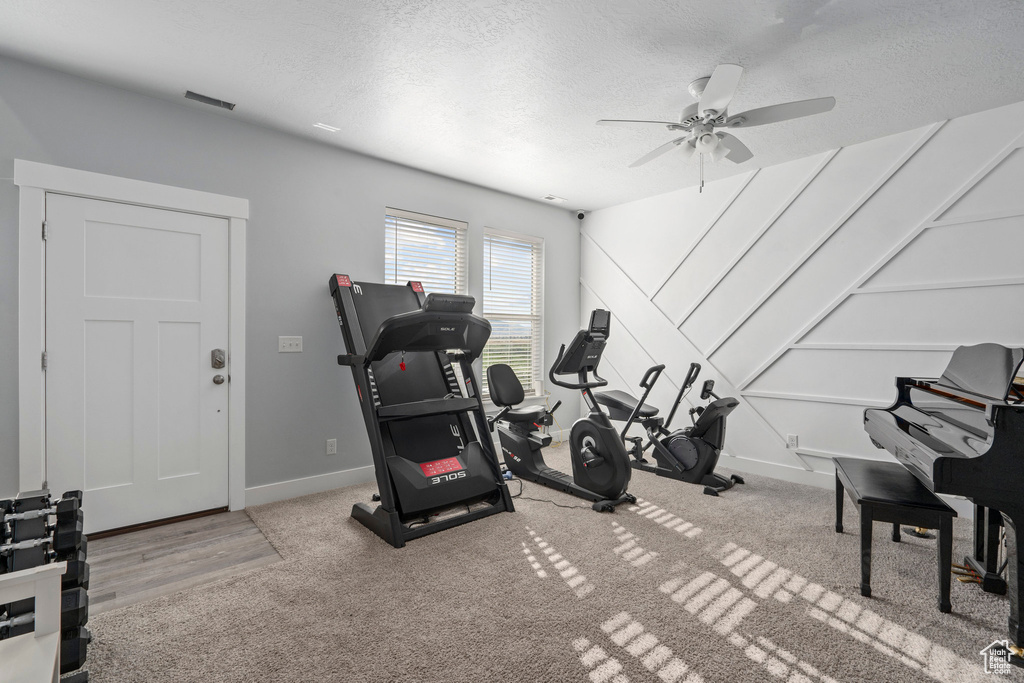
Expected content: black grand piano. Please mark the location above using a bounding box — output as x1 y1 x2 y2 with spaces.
864 343 1024 649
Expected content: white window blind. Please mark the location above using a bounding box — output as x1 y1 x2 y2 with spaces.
384 208 468 295
481 229 544 396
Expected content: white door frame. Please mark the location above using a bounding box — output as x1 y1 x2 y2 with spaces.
16 159 248 511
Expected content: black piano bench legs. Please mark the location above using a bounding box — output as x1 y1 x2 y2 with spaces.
833 457 956 613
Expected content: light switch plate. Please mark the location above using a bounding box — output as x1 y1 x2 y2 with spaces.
279 336 302 353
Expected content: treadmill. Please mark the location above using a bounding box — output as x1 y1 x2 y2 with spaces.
329 274 514 547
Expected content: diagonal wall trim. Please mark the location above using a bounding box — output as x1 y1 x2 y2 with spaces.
927 207 1024 230
793 342 959 352
648 170 757 301
705 123 943 361
854 276 1024 295
742 389 890 408
734 121 1024 391
581 231 702 349
674 150 838 330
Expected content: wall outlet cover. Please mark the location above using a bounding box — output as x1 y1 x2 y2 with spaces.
326 438 337 455
787 434 799 449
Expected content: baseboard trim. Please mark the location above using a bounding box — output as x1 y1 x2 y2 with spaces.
245 466 376 506
718 453 835 489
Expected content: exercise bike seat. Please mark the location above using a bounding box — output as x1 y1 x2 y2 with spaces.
595 390 659 421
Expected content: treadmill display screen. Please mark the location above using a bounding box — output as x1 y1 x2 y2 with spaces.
419 457 463 477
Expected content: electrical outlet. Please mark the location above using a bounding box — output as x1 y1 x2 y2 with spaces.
787 434 799 449
326 438 337 455
279 336 302 353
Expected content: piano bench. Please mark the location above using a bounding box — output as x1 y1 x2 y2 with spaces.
833 457 958 613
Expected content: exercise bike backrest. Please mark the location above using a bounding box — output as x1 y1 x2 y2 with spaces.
689 397 739 450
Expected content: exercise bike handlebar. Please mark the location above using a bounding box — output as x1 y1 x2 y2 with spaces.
548 344 609 390
665 362 701 429
640 364 666 390
682 362 701 391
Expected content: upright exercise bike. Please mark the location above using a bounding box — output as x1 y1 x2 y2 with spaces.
596 362 744 496
487 310 636 512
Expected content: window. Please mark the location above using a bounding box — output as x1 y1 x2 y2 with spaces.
481 229 544 396
384 208 468 294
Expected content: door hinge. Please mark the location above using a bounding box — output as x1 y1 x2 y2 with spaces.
42 221 47 241
41 351 47 371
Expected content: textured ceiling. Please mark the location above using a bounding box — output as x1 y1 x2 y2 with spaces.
2 0 1023 210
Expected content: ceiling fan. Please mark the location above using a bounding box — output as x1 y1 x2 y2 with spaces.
598 63 835 188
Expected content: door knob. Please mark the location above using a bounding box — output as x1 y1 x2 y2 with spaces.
213 374 226 385
211 348 226 369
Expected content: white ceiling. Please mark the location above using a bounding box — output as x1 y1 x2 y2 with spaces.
2 0 1023 210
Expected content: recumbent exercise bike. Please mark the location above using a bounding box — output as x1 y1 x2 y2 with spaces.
487 309 636 512
596 362 744 496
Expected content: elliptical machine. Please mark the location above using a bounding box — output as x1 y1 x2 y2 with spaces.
487 310 636 512
596 362 744 496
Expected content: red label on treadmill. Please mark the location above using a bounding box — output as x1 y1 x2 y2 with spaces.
410 281 424 293
419 457 463 477
336 274 352 287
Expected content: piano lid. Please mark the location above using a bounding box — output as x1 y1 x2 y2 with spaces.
937 343 1024 401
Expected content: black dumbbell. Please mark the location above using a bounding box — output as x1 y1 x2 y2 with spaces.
53 511 84 557
63 551 90 590
61 586 89 631
60 491 84 506
60 626 91 674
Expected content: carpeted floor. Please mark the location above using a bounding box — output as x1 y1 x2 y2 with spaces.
88 445 1024 682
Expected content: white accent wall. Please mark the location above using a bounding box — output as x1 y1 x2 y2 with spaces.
581 100 1024 488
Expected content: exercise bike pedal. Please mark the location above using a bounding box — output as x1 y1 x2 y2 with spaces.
730 474 745 485
703 486 720 497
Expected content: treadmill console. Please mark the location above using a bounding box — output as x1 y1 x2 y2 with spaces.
552 309 611 376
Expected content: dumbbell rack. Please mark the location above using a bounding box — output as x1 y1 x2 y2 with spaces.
1 489 90 681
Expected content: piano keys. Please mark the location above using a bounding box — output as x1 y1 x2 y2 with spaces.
864 343 1024 648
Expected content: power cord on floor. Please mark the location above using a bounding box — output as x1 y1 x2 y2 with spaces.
507 475 590 510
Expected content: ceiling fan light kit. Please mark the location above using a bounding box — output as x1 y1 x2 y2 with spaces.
598 63 836 192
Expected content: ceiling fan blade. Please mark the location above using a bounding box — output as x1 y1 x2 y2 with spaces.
717 133 754 163
629 137 689 167
597 119 680 128
699 63 743 117
725 96 836 128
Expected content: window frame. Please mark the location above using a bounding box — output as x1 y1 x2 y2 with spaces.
481 227 545 399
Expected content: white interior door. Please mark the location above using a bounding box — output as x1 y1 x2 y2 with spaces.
45 193 230 533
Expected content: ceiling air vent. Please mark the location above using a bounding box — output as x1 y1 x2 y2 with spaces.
184 90 236 111
542 194 567 204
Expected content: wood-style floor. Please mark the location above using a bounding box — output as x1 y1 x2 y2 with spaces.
88 510 281 616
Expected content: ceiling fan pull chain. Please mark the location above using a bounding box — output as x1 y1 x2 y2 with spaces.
699 153 704 193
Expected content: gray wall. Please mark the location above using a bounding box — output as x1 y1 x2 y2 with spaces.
0 56 580 496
